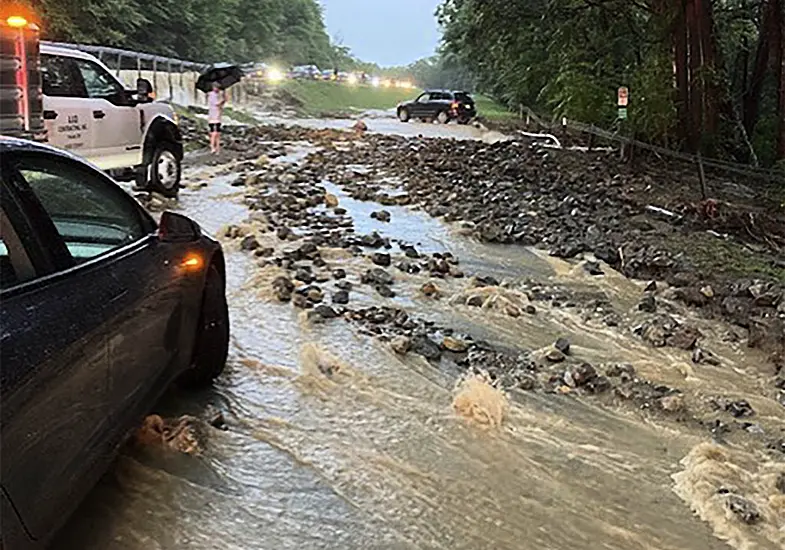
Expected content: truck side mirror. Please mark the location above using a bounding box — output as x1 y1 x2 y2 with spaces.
136 78 154 102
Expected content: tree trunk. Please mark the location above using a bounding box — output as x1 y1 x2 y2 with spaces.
698 0 719 139
739 36 749 95
774 0 785 159
674 0 690 145
743 0 775 135
686 0 703 152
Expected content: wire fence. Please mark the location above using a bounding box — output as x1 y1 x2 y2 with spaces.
514 104 784 191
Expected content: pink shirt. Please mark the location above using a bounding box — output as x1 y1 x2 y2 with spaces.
208 90 225 123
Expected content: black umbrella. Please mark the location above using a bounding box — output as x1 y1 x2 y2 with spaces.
196 63 244 93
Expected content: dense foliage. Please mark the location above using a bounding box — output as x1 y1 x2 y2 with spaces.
386 53 474 90
436 0 785 166
23 0 360 68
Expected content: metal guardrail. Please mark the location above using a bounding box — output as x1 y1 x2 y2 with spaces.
42 41 208 74
42 41 213 105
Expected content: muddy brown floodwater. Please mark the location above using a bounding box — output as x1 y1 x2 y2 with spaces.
55 118 784 550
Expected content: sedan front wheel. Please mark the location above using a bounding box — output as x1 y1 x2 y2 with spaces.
398 107 410 122
180 264 229 387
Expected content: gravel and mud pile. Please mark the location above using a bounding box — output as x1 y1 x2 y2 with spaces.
202 123 784 362
185 119 784 459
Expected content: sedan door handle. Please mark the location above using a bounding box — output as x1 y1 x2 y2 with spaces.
93 110 106 119
43 110 58 120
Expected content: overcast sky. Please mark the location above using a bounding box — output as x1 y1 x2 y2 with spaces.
319 0 442 67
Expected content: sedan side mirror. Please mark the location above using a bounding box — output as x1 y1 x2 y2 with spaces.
159 211 200 243
136 78 154 103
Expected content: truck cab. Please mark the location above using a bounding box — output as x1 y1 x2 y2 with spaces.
1 15 183 197
38 44 183 196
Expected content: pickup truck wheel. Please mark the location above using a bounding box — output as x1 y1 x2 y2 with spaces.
437 111 450 124
398 107 410 122
150 141 181 198
180 264 229 388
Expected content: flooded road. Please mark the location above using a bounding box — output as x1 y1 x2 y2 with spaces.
55 120 784 549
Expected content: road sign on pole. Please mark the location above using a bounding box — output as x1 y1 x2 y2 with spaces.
618 107 628 120
617 86 629 107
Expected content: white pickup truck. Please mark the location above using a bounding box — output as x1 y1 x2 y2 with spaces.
1 17 183 197
39 44 183 196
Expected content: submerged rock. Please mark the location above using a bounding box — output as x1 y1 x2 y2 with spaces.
240 236 260 251
545 349 566 363
659 393 685 412
375 284 396 298
411 335 442 361
583 261 604 276
638 294 657 313
371 252 391 267
336 279 353 291
725 399 755 418
443 336 469 353
776 472 785 494
306 287 324 303
294 268 314 284
563 363 596 388
421 281 442 298
371 210 391 222
312 304 338 319
554 337 571 355
272 276 294 302
332 290 350 305
725 493 761 525
362 268 394 286
391 335 411 355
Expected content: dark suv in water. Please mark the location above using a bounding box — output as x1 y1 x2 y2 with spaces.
397 90 476 124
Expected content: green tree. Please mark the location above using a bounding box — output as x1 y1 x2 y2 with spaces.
437 0 784 165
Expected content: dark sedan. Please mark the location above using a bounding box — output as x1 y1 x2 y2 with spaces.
397 90 477 124
0 137 229 550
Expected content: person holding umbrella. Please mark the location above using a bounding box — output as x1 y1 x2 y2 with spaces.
208 82 226 154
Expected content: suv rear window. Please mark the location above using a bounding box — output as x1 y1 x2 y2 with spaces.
454 92 473 104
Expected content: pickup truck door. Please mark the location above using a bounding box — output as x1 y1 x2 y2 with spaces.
70 58 143 170
40 54 95 157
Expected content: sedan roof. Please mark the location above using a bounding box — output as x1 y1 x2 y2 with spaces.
0 136 80 158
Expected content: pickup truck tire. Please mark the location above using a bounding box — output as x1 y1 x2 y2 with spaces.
180 264 229 387
437 111 450 124
149 141 181 198
398 107 410 122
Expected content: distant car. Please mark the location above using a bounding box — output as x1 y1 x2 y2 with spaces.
0 137 229 550
397 90 477 124
290 65 321 80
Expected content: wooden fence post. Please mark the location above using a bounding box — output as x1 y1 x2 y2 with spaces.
696 152 708 199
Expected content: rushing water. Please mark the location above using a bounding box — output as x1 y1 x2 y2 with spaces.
55 128 784 550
